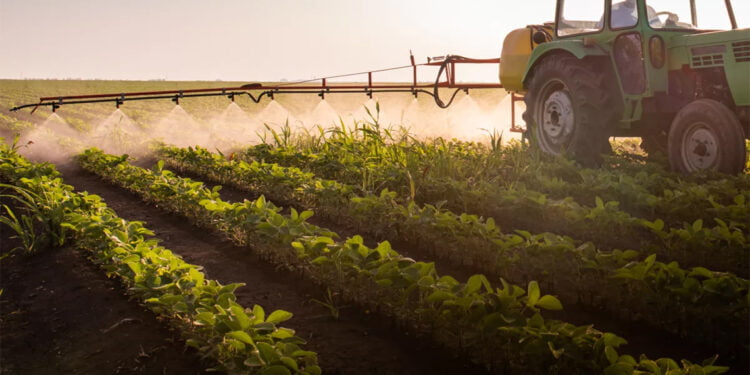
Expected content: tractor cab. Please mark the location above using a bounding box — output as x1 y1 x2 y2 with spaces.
557 0 737 35
501 0 749 173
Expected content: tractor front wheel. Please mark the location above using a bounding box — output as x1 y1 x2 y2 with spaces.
523 55 617 166
668 99 746 174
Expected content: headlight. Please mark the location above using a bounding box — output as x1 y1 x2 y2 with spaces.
649 36 666 69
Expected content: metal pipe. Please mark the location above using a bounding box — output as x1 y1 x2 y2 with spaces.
11 55 503 112
690 0 697 27
725 0 737 29
511 92 516 129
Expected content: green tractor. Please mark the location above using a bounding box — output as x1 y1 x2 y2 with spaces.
501 0 749 173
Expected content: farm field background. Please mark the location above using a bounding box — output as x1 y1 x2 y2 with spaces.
1 79 748 374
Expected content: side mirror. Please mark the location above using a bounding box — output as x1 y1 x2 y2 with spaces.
532 31 549 44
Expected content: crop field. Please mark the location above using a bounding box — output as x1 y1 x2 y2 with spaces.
1 79 749 374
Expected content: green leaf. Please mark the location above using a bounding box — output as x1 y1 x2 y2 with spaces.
280 356 299 371
126 261 142 275
244 355 263 367
604 345 619 365
595 196 604 208
267 310 293 324
226 330 255 345
527 312 544 329
536 295 563 310
464 274 485 294
638 359 660 373
231 305 252 330
692 219 703 232
643 254 657 272
195 311 216 326
299 210 314 221
688 267 714 279
618 355 636 365
526 281 540 307
270 328 295 340
253 304 266 323
642 219 664 232
227 338 246 351
601 332 628 348
257 342 280 364
427 290 455 304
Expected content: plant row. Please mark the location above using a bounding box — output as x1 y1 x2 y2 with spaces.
77 147 732 374
507 156 749 227
245 121 748 228
0 142 320 375
239 140 748 277
157 145 749 354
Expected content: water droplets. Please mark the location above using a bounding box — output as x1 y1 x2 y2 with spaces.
16 89 524 164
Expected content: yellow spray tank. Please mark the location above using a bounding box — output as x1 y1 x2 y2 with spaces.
499 25 552 93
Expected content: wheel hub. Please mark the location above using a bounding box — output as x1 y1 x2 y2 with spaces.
542 91 574 146
682 125 718 170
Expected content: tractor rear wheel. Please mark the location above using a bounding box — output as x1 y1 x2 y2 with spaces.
523 55 618 166
668 99 746 174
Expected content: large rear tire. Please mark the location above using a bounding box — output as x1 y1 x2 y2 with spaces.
668 99 746 174
523 55 618 166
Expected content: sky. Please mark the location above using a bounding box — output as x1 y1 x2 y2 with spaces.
1 0 747 82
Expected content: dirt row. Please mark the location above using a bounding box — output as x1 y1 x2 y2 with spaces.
0 240 211 375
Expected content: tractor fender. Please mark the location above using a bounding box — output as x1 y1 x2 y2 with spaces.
521 40 609 88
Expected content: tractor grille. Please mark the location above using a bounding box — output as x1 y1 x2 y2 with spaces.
691 54 724 67
691 45 726 68
733 41 750 63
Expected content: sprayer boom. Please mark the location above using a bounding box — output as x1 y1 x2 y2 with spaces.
10 55 503 113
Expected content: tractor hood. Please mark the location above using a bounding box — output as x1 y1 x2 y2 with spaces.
667 28 750 70
666 28 750 106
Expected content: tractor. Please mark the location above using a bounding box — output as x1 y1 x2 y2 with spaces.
501 0 749 173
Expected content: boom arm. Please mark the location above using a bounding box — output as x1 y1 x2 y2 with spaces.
10 55 503 113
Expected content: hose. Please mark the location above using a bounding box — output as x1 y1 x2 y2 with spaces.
433 55 469 109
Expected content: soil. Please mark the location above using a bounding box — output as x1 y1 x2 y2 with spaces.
0 162 487 375
0 241 212 375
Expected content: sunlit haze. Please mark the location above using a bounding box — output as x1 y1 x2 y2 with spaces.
3 0 746 82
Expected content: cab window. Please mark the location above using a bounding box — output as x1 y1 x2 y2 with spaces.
611 0 640 29
558 0 605 36
646 0 694 29
647 0 738 30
